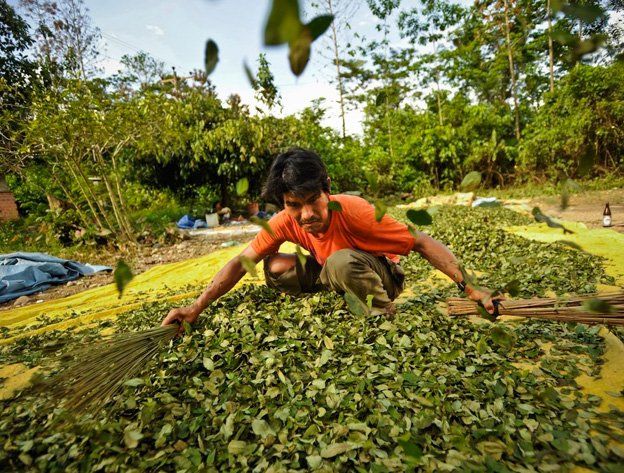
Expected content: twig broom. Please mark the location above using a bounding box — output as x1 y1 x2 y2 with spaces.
47 325 178 413
447 291 624 326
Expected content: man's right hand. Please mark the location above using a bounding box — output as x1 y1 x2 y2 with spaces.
161 305 201 330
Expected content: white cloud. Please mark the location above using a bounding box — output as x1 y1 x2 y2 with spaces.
96 56 124 76
145 24 165 36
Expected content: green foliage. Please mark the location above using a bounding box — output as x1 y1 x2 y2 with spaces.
250 54 281 111
519 63 624 178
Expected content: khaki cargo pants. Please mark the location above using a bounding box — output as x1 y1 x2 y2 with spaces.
263 249 405 309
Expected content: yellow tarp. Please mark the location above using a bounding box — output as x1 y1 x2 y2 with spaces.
506 222 624 413
0 243 299 344
506 221 624 283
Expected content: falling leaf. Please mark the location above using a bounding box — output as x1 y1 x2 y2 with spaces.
328 201 343 212
204 39 219 76
374 200 387 222
288 29 312 76
552 0 605 22
238 255 258 277
582 298 613 314
476 337 488 354
306 14 334 41
114 260 134 298
236 178 249 196
560 240 583 251
532 207 573 234
250 216 274 237
375 91 386 107
460 171 481 191
295 245 307 268
243 61 257 87
344 292 369 316
489 326 515 350
406 209 433 226
578 152 595 176
503 279 520 297
561 186 570 210
398 437 423 461
264 0 302 46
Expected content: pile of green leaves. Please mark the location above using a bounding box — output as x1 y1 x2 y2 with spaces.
1 207 622 471
393 206 613 297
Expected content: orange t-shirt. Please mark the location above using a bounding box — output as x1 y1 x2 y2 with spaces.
250 194 415 265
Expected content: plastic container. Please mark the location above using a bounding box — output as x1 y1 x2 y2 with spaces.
205 213 219 228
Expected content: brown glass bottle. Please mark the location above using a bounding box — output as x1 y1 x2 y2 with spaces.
603 203 612 227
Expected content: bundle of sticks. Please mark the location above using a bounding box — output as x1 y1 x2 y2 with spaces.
447 291 624 326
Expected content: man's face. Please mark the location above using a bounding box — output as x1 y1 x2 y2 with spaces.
283 190 331 234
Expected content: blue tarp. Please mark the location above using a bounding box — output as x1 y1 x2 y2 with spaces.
177 215 207 229
177 214 195 229
0 252 111 303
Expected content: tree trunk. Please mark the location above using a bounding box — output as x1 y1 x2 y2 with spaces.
92 149 135 242
385 94 394 159
52 175 90 227
109 144 135 239
327 0 348 139
547 0 555 93
435 69 444 126
67 151 115 231
503 0 521 140
62 155 106 231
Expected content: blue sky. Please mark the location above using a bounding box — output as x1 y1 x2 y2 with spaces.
85 0 386 134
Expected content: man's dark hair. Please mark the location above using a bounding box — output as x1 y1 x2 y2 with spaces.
262 148 330 207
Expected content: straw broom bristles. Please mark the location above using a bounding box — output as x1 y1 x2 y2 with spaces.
447 291 624 326
48 325 178 413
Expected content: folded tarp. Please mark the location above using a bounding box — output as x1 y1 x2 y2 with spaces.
0 252 111 303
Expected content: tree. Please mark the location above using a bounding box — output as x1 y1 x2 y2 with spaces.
111 51 166 95
519 62 624 178
20 80 139 241
0 0 38 174
312 0 360 138
18 0 101 79
250 53 281 112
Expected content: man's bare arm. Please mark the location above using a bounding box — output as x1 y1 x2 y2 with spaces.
412 231 462 282
412 231 497 313
161 245 261 326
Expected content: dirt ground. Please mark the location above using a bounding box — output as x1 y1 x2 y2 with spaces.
529 187 624 233
2 187 621 312
0 233 256 312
